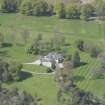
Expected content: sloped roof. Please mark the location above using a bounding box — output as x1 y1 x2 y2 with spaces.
41 52 64 62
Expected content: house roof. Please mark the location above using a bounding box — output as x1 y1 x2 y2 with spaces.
41 52 64 62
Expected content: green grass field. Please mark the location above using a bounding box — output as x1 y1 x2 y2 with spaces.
1 13 105 105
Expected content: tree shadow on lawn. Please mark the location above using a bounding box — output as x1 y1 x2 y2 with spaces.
4 71 33 85
74 62 88 69
16 43 25 47
2 43 13 48
18 71 33 81
93 76 105 80
80 62 88 66
73 76 85 82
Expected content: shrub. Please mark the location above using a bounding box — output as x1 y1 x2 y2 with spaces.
90 47 101 58
76 39 84 51
72 51 80 67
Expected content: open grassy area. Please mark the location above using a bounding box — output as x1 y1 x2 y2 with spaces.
23 65 48 73
3 75 58 105
1 13 105 105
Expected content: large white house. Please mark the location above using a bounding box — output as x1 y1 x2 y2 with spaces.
25 52 64 68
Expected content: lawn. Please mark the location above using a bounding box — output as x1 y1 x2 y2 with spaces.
3 75 58 105
1 13 105 105
23 64 48 73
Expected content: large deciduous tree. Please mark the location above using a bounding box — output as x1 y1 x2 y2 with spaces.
55 2 66 18
1 0 21 13
20 0 33 15
66 3 80 19
94 0 105 20
80 4 94 21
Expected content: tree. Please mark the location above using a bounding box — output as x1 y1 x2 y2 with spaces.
76 39 84 51
93 0 105 20
10 26 17 46
98 2 105 20
71 90 104 105
20 0 33 15
2 70 10 82
51 33 65 51
66 3 80 19
9 61 23 81
0 32 4 47
56 2 66 18
36 33 43 41
48 4 54 16
80 4 94 21
65 54 72 61
28 33 43 55
93 54 105 79
0 86 41 105
72 51 80 67
0 59 22 82
1 0 21 13
21 29 30 45
28 33 66 55
32 0 49 16
0 81 2 92
51 59 56 70
90 46 101 58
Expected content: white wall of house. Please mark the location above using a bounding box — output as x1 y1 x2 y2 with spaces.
25 60 64 68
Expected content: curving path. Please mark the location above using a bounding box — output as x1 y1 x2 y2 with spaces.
22 69 55 76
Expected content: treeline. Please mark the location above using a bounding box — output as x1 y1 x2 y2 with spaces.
1 0 54 16
1 0 105 20
0 84 41 105
56 0 105 20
